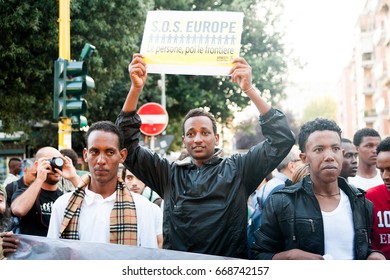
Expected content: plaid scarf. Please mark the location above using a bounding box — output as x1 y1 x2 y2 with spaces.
59 174 137 245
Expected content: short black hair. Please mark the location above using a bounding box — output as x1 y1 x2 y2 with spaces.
298 118 342 153
376 136 390 154
86 121 124 149
182 108 217 135
341 138 352 144
8 157 21 168
353 128 380 146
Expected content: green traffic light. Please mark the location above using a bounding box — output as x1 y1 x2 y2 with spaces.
66 61 87 77
53 43 96 124
65 98 87 115
71 115 88 130
53 58 66 120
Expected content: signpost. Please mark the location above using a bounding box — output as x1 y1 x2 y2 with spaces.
137 102 169 150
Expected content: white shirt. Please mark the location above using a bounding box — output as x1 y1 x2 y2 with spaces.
348 170 384 191
322 190 354 260
2 173 19 187
47 187 162 249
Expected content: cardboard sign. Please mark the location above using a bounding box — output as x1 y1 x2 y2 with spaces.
140 11 244 76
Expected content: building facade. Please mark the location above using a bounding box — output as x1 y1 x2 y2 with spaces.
339 0 390 138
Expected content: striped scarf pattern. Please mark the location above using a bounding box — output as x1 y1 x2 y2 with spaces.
59 175 137 245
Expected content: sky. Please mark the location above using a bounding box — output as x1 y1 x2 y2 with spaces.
280 0 367 117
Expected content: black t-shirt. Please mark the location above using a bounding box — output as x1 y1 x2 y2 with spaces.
6 177 27 208
12 188 63 236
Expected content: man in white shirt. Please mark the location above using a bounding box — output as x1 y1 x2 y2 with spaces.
1 120 160 256
47 120 160 249
348 128 383 190
2 158 22 187
47 183 161 248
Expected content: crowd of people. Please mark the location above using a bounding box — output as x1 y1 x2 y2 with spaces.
0 54 389 260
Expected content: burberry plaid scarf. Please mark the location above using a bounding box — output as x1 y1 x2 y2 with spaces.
59 175 137 245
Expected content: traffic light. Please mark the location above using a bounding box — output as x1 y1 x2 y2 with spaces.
53 58 66 120
64 59 91 130
53 43 96 130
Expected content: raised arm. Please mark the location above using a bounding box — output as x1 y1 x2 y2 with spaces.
11 158 49 217
122 53 148 113
229 57 271 116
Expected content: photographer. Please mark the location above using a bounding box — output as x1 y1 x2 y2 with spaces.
10 146 80 236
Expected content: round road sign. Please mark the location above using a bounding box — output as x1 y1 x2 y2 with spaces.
137 102 169 136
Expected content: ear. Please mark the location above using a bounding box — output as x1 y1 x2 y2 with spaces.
299 152 307 164
119 148 128 163
287 161 295 172
355 145 360 152
215 133 220 146
83 148 88 162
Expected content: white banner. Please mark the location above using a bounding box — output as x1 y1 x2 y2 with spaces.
140 11 244 76
2 235 387 280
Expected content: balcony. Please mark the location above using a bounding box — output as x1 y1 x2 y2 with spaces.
362 83 375 95
364 108 378 123
361 52 374 68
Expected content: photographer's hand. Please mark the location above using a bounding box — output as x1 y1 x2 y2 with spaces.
35 157 51 182
56 155 82 187
10 159 49 217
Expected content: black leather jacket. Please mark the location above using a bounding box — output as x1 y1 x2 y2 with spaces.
252 176 378 260
116 108 295 259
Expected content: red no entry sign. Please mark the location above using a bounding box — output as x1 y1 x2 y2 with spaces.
137 102 169 136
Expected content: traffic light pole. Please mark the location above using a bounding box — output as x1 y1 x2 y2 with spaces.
58 0 72 150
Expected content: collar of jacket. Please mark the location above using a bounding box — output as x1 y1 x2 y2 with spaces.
175 148 223 167
279 176 366 199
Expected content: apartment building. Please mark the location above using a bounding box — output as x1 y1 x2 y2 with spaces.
338 0 390 138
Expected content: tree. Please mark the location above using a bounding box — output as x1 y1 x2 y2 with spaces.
301 96 338 123
0 0 153 150
0 0 291 154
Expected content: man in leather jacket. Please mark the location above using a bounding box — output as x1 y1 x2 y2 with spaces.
116 53 295 259
251 118 385 260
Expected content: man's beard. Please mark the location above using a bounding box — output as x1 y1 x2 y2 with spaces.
46 176 60 186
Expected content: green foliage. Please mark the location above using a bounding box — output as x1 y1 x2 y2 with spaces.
0 0 290 154
70 0 154 123
301 96 338 123
0 0 153 151
0 0 58 134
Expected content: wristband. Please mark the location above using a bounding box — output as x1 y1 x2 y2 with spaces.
243 85 255 93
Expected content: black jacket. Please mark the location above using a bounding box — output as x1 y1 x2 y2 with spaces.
252 176 379 260
116 107 295 259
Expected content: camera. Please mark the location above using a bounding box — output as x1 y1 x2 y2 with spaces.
49 157 64 172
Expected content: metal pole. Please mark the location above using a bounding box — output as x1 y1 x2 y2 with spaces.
58 0 72 149
150 136 155 151
161 73 166 109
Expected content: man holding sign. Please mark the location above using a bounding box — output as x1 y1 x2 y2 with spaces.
116 53 295 259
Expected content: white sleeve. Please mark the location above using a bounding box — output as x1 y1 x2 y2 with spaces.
152 203 163 235
132 192 159 248
47 193 70 239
